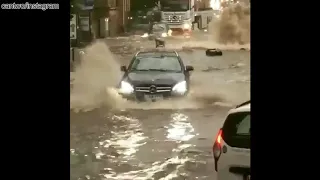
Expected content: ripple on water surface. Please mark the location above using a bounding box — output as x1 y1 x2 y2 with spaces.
70 111 217 180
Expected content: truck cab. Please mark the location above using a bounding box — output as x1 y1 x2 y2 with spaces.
159 0 215 34
160 0 194 34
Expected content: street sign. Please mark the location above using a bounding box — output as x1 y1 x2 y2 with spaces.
70 14 77 39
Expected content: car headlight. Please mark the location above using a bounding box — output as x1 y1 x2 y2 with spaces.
183 23 190 29
119 81 134 94
141 33 149 37
161 33 167 37
172 81 187 94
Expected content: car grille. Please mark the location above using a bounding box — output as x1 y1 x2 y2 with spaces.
163 15 183 24
135 85 172 93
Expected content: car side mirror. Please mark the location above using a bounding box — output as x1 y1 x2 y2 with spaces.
120 65 127 72
186 65 194 71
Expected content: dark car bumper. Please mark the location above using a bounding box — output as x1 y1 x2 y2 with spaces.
119 91 187 102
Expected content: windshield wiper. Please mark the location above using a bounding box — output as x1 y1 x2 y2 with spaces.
132 68 179 72
146 69 168 72
131 68 150 71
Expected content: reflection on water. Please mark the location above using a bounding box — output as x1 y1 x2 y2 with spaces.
99 115 147 159
166 113 197 141
99 113 196 180
71 112 212 180
102 156 190 180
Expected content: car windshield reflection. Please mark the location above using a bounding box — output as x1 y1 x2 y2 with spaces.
130 57 182 72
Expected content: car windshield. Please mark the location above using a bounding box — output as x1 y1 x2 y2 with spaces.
161 0 189 11
130 56 182 72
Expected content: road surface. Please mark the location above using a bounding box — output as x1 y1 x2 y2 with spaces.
70 36 250 180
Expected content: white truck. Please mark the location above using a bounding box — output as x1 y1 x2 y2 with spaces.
159 0 215 33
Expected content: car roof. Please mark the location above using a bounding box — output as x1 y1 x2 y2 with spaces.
135 49 179 57
228 101 250 114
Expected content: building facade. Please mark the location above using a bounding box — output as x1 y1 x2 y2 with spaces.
92 0 131 37
116 0 130 33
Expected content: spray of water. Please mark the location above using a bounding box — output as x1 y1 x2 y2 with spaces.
70 41 248 112
209 2 250 45
162 2 250 51
70 40 126 112
70 2 251 112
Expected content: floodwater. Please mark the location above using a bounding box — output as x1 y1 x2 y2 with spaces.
70 3 250 179
70 40 249 180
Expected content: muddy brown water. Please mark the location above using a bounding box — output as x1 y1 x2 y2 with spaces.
70 39 250 180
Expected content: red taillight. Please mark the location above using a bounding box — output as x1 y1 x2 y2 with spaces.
213 129 223 171
216 129 223 144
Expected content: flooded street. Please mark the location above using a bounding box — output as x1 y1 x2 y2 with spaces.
70 2 250 178
71 107 230 180
70 36 250 179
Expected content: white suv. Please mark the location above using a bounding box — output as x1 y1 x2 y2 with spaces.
213 100 250 180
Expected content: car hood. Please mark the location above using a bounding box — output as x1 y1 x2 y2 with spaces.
124 71 185 86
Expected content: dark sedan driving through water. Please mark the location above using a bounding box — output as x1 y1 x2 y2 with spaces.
118 49 194 102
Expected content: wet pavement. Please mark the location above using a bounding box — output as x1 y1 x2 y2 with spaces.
70 36 250 180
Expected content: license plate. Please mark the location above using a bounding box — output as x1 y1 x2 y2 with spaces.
145 94 163 100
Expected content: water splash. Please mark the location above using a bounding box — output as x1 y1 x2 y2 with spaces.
208 2 250 45
70 38 249 112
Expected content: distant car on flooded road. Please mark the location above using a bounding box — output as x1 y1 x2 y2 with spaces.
118 49 194 102
213 100 251 180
